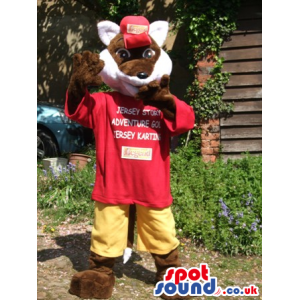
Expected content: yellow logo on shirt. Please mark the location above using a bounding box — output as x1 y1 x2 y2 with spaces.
121 146 152 161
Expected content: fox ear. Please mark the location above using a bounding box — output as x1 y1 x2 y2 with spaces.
149 21 169 47
97 21 120 46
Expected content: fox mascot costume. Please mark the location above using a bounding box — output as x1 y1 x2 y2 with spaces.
65 16 195 299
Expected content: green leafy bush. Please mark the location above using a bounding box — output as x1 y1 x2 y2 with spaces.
37 152 97 218
171 145 262 255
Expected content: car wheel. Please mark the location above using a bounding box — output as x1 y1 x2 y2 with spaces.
37 128 59 158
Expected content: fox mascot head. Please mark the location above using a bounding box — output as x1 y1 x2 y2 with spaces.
97 16 172 97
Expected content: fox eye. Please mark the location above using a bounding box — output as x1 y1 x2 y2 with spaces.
143 48 155 59
116 48 131 59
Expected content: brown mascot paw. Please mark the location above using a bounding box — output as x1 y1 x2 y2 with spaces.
69 269 115 299
67 51 105 114
135 74 176 120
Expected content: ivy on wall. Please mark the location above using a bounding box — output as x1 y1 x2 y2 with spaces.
187 59 234 121
173 0 241 122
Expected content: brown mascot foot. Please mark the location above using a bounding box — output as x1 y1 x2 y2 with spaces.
69 269 115 299
152 248 192 300
69 251 115 299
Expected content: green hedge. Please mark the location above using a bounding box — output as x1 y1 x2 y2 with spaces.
171 144 262 255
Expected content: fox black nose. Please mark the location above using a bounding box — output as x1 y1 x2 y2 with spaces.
137 72 148 79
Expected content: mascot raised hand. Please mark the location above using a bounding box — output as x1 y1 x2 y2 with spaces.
65 15 195 300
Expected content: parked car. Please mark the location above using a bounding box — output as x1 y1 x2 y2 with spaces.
37 101 94 159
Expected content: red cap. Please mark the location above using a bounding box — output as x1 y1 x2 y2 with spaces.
120 16 152 49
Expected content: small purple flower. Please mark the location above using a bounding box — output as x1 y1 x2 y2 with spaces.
242 223 246 228
65 177 68 182
221 202 228 210
236 220 239 225
218 213 222 217
251 222 257 231
222 211 228 217
90 183 94 186
49 166 55 175
211 226 215 229
93 164 97 170
43 169 47 177
219 199 231 219
68 162 76 171
248 192 252 197
229 228 233 232
238 212 244 218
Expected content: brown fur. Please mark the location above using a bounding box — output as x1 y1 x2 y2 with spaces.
69 270 115 299
107 33 161 78
69 251 115 299
135 74 176 120
67 45 175 120
106 34 176 120
67 51 104 114
152 248 192 300
151 248 181 283
127 204 136 248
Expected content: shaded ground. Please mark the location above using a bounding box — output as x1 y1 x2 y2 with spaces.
37 220 262 300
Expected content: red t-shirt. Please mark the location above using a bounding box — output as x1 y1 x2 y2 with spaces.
65 90 195 208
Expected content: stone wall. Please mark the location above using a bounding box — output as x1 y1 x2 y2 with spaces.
37 0 101 103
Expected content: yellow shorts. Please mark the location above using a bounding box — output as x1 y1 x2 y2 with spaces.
90 202 179 257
